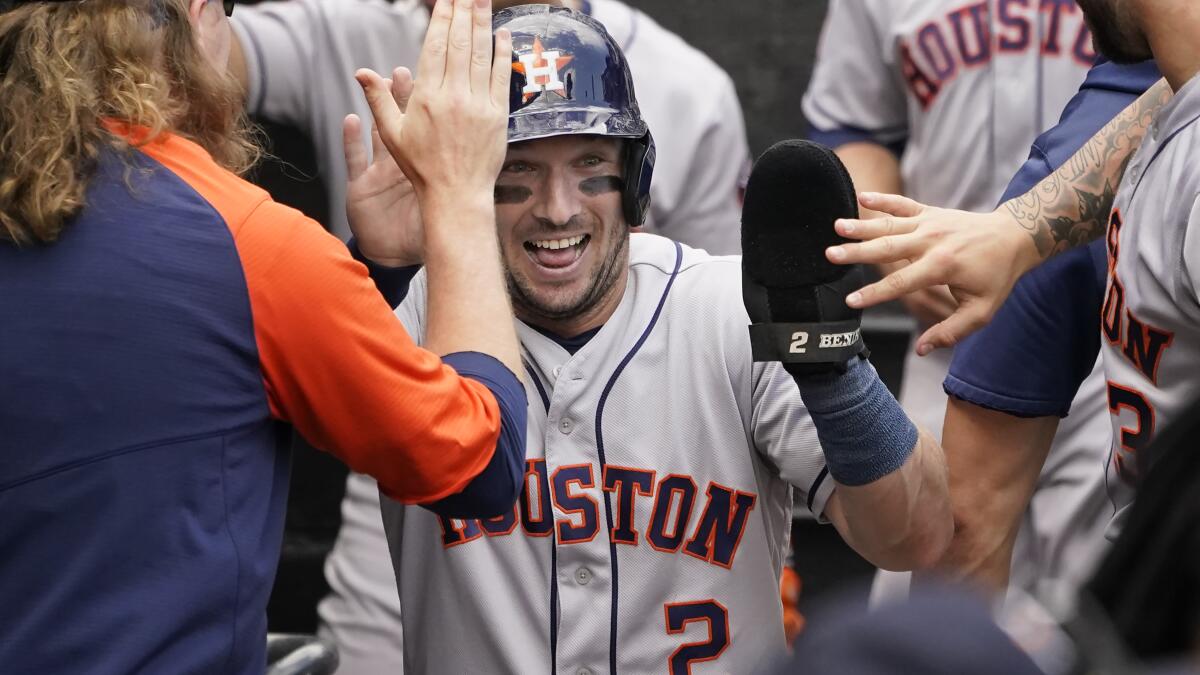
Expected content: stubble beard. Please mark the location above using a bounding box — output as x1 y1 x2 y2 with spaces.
1079 0 1153 64
506 224 629 326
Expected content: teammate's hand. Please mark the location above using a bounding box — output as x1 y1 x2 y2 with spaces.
900 285 958 329
344 82 423 267
355 0 512 214
825 192 1042 355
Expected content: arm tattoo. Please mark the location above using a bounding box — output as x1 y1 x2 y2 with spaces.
1003 79 1173 259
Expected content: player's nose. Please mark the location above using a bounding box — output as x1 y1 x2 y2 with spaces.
531 172 583 227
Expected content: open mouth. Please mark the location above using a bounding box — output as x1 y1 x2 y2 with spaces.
523 234 591 269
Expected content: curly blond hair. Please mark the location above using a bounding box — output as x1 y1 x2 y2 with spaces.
0 0 260 245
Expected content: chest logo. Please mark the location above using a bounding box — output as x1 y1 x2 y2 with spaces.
436 459 759 570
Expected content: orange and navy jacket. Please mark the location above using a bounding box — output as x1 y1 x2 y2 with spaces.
0 128 526 674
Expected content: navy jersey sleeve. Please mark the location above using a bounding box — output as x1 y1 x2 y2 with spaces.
426 352 528 518
944 60 1162 417
347 237 420 309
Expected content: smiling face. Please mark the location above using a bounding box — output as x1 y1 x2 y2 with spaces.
494 135 630 335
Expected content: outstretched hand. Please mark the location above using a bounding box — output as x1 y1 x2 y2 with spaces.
825 192 1043 355
343 71 423 267
353 0 512 216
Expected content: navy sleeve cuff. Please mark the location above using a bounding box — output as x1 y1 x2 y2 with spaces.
425 352 528 519
347 238 421 309
806 126 907 158
945 242 1107 418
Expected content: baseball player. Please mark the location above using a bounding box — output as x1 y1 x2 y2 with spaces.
803 0 1112 601
229 0 749 252
824 49 1180 524
348 6 952 673
228 0 750 669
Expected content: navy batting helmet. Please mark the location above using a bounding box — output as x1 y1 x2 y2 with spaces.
493 4 655 227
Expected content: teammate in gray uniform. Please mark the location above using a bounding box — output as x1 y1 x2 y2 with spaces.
823 1 1188 530
229 2 750 670
803 0 1113 605
347 6 952 673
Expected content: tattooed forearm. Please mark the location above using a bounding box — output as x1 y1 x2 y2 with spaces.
1002 78 1172 259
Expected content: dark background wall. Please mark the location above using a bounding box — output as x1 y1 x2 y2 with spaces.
259 0 890 634
632 0 829 155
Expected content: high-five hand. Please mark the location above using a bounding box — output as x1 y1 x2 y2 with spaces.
825 192 1039 356
354 0 512 212
352 0 523 377
343 69 422 267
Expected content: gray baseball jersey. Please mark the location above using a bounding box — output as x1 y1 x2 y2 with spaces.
1100 73 1200 516
380 234 829 674
231 0 749 253
803 0 1111 604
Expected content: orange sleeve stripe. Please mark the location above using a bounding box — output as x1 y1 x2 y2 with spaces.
135 130 502 503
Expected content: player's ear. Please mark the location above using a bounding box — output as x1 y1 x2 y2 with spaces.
186 0 209 25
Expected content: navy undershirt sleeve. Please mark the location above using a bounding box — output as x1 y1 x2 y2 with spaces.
347 237 421 309
944 59 1161 417
425 352 529 518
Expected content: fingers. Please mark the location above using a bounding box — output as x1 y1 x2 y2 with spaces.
858 192 925 218
490 28 513 110
845 259 943 309
370 125 387 165
416 0 453 86
391 67 415 113
343 114 367 181
826 231 922 266
443 0 475 88
470 0 494 93
833 214 917 241
915 305 989 356
355 68 404 148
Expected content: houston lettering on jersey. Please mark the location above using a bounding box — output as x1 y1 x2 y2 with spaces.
1102 209 1175 481
437 459 758 570
901 0 1095 109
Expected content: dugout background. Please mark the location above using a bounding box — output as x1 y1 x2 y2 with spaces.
252 0 903 633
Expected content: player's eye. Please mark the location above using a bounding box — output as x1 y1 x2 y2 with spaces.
503 161 535 174
579 155 604 168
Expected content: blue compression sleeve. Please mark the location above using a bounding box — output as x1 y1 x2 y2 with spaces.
426 352 528 518
792 357 918 486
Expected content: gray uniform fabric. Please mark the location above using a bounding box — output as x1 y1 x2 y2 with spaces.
1101 72 1200 523
381 234 831 674
802 0 1111 604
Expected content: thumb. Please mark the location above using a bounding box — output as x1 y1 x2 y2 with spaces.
915 304 988 355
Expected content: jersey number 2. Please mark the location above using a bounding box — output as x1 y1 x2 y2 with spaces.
664 600 729 674
789 331 809 354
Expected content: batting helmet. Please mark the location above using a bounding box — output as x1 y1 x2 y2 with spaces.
493 4 655 227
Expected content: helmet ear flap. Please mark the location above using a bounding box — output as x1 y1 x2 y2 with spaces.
622 132 655 227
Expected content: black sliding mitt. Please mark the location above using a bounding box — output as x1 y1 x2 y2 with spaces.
741 139 868 375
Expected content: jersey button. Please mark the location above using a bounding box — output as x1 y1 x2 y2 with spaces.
574 567 592 585
553 366 563 379
577 668 594 675
558 418 574 434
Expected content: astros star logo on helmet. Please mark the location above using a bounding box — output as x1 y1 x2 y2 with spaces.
512 37 573 102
